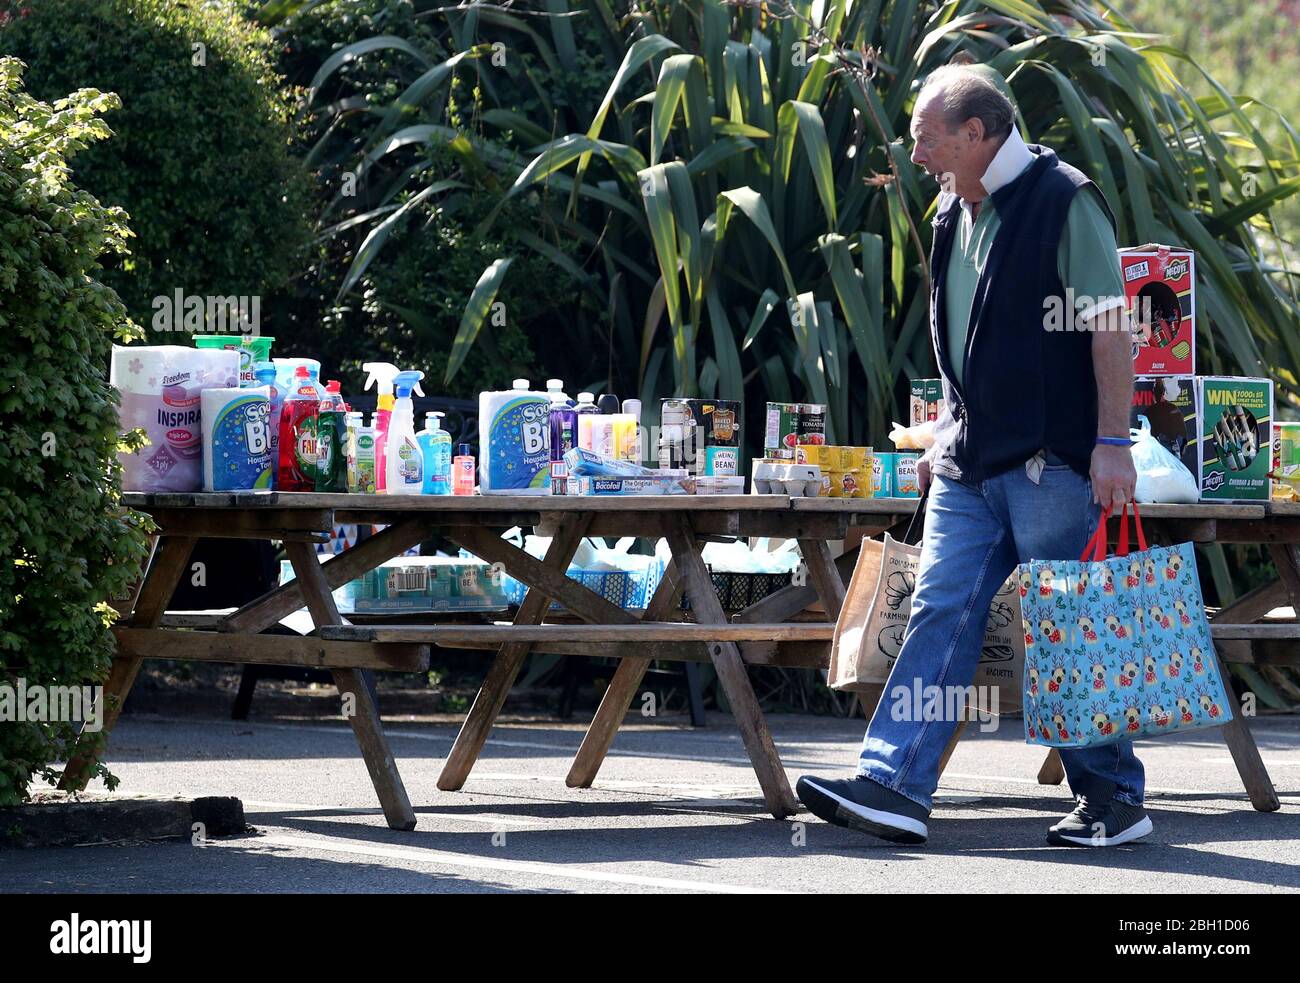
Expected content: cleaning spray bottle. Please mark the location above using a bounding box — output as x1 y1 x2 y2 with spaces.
363 363 402 491
383 370 426 494
419 411 452 495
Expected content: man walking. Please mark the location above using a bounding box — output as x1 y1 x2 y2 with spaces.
798 65 1145 847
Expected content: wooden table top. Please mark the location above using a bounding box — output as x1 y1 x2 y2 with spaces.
120 491 1284 520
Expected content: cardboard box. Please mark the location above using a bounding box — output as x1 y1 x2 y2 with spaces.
1119 246 1195 376
827 470 866 498
909 379 943 426
796 443 837 468
659 398 740 473
576 475 686 495
1131 375 1197 477
277 556 512 614
1272 423 1300 500
1197 377 1272 501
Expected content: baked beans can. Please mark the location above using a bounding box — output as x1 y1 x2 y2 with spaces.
894 452 921 498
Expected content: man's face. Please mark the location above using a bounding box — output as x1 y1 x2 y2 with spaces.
909 92 982 193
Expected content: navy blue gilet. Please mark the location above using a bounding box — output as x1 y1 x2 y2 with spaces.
928 144 1117 484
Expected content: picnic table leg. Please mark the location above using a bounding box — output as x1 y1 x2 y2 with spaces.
285 540 417 831
666 515 798 818
438 513 591 792
1200 544 1296 813
797 538 846 618
59 534 197 792
566 559 685 788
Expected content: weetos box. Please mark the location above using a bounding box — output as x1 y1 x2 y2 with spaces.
1119 245 1195 376
1197 377 1272 501
1130 375 1197 477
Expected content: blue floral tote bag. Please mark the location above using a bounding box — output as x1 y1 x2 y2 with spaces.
1021 503 1233 748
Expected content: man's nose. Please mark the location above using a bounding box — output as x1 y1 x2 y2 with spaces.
910 144 925 166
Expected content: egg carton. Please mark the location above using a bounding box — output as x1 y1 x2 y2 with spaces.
751 460 821 496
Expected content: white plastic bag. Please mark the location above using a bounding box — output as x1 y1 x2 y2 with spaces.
1132 416 1198 504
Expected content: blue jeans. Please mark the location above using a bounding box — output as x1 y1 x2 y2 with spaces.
857 456 1146 810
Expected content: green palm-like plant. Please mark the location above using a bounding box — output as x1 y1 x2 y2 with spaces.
304 0 1300 450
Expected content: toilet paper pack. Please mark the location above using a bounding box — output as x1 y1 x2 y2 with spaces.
111 345 240 492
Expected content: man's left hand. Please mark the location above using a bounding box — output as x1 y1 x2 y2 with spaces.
1091 443 1137 509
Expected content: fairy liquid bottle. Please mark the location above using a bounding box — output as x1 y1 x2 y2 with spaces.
278 365 325 490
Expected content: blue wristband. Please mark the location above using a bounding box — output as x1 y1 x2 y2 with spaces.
1096 436 1133 447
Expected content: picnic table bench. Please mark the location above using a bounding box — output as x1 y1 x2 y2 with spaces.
60 493 1295 829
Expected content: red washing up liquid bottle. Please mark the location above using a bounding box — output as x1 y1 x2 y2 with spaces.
278 365 323 491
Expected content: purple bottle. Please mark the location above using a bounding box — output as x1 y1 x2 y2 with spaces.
547 379 577 496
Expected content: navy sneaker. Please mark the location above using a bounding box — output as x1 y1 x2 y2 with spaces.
1047 794 1153 847
796 774 929 844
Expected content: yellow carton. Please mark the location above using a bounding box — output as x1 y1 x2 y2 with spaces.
828 469 866 498
796 444 836 468
839 446 870 471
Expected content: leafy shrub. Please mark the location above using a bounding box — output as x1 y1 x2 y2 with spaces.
0 57 150 804
0 0 312 329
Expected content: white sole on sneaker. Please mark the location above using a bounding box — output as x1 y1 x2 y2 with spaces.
801 779 929 839
1055 814 1153 847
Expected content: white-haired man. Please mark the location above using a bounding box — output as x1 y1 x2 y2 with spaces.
798 65 1145 847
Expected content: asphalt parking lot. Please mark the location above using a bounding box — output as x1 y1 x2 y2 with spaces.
3 708 1298 893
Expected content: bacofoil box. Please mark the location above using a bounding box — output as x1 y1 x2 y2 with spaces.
1119 245 1195 376
1197 377 1272 501
1130 375 1197 477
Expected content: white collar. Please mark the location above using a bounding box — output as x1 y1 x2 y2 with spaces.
959 128 1034 217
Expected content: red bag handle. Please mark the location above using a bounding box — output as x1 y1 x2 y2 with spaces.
1080 507 1110 562
1115 502 1148 556
1080 503 1148 562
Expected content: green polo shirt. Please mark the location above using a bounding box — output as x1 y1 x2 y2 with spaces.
945 185 1125 388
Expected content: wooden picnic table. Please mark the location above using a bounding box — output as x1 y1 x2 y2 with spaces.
60 493 1294 830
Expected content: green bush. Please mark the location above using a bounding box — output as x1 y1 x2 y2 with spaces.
268 0 597 396
0 0 312 329
0 57 150 804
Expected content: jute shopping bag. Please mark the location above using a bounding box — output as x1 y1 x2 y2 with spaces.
829 496 1026 708
828 534 918 691
1021 503 1233 747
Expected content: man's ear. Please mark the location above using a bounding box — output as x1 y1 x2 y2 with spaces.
965 117 985 144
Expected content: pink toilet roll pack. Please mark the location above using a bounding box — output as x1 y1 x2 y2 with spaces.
110 345 239 492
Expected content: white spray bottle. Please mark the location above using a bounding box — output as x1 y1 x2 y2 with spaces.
384 370 426 494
